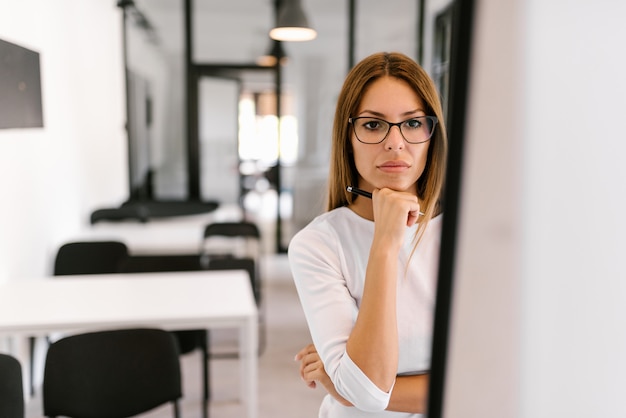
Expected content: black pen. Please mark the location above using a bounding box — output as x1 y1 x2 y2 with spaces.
346 186 372 199
346 186 425 216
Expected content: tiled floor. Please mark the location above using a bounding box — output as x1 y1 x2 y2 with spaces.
25 254 326 418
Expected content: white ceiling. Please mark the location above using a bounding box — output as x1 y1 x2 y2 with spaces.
132 0 419 65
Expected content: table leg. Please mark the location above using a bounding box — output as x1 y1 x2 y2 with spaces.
240 315 258 418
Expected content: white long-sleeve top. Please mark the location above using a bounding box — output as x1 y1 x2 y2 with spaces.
288 207 442 417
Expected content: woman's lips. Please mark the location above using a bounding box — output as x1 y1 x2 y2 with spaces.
378 160 411 172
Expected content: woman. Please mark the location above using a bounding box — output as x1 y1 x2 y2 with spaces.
288 51 447 417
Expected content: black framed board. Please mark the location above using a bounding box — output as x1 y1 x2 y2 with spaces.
0 38 44 130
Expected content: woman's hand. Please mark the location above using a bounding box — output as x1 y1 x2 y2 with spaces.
295 343 322 389
371 187 421 250
295 344 353 406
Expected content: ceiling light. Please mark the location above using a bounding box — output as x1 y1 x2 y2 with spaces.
269 0 317 42
257 40 288 67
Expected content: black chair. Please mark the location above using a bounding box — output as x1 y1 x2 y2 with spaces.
0 353 24 418
43 328 182 418
90 205 150 224
90 200 219 224
203 220 261 238
201 221 261 304
135 253 259 412
53 240 130 275
121 253 211 418
201 218 261 252
29 241 131 396
201 221 265 354
123 254 203 273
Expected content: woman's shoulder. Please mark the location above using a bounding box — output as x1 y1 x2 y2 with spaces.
291 207 347 242
295 206 371 236
290 207 364 250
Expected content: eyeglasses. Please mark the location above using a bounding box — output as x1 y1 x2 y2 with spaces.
348 116 438 144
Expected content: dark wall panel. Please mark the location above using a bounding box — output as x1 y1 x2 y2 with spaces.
0 38 44 129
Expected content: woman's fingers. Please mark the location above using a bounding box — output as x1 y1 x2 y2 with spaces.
294 343 316 361
372 188 421 235
406 208 420 227
302 356 325 388
295 344 323 389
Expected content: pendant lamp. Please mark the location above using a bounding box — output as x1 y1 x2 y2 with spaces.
257 40 288 67
269 0 317 42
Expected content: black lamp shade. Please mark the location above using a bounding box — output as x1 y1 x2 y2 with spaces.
269 0 316 41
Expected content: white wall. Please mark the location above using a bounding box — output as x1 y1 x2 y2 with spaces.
444 0 626 417
0 0 127 282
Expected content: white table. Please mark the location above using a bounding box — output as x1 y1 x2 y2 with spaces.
0 270 258 418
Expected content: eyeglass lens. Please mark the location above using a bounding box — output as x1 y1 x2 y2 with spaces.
352 117 435 144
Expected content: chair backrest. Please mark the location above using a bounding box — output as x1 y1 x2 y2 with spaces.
122 254 203 273
54 241 129 276
201 221 261 259
207 257 259 305
201 221 262 305
43 328 181 418
0 354 24 418
90 205 150 224
203 221 260 239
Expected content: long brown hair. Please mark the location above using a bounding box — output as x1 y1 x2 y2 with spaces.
327 52 448 244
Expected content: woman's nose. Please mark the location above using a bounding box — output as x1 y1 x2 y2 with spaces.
384 125 405 150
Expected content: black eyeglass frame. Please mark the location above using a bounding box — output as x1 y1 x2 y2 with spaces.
348 116 439 144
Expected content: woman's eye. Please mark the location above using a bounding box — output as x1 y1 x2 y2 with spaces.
405 118 423 129
363 120 382 130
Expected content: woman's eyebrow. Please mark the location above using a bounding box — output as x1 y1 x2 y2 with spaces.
357 109 386 117
402 109 427 116
357 109 427 117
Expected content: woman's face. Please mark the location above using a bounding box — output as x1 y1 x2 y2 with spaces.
352 76 431 194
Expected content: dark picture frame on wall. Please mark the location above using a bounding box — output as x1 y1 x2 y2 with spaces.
0 38 44 130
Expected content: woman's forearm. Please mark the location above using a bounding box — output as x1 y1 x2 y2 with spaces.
346 189 421 391
386 374 429 413
346 244 399 391
297 343 429 413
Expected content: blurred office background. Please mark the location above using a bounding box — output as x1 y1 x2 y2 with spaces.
0 0 446 274
1 1 449 416
2 0 626 418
